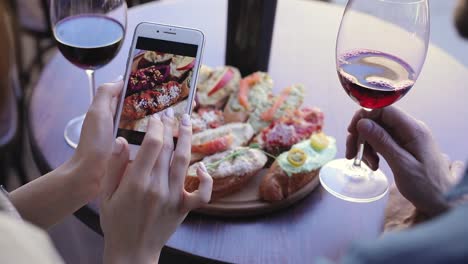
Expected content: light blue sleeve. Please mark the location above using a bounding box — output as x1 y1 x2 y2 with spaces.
339 205 468 264
333 167 468 264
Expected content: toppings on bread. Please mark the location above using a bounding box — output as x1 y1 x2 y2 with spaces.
224 72 273 123
259 132 337 202
248 84 304 132
310 132 329 151
191 108 225 134
186 147 268 200
255 107 324 156
190 123 255 162
287 149 307 167
276 133 336 177
196 66 241 108
121 81 189 120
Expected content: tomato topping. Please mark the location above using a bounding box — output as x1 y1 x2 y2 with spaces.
238 73 261 110
287 148 307 167
192 134 233 155
208 68 235 96
261 86 293 122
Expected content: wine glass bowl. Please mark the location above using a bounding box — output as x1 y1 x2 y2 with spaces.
50 0 127 148
319 0 430 202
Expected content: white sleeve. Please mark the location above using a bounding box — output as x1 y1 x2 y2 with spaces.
0 213 64 264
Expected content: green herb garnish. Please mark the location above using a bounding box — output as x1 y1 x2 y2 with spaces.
206 148 249 170
205 144 277 171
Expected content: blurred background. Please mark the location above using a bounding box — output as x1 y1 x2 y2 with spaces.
1 0 468 263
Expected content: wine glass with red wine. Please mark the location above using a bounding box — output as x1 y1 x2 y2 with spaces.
319 0 430 202
50 0 127 148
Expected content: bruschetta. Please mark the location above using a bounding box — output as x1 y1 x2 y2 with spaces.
223 72 273 123
191 108 225 134
259 132 337 202
191 123 255 162
247 84 304 132
196 66 241 109
186 147 268 200
254 107 324 156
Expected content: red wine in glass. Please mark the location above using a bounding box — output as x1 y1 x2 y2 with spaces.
338 49 415 109
55 15 125 69
50 0 127 149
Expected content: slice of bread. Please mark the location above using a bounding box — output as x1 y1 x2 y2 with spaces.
223 72 273 123
191 123 255 163
259 161 319 202
196 66 241 108
186 148 268 200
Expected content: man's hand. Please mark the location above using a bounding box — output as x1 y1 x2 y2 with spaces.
346 106 453 216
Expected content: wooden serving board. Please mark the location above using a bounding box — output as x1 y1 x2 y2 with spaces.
194 169 321 217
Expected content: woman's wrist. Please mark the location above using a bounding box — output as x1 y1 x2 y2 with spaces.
65 154 104 200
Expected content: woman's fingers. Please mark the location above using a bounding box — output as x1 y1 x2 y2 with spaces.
130 115 164 184
102 137 129 200
92 79 123 112
152 109 175 191
182 163 213 212
169 114 192 193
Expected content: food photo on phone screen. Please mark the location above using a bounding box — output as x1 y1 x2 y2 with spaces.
116 37 198 145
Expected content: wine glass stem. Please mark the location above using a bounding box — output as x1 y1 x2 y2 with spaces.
85 69 95 104
353 141 365 167
353 107 372 167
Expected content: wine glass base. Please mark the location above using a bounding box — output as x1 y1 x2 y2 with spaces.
319 159 389 203
64 114 85 149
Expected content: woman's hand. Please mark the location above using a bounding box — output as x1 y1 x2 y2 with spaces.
346 106 454 217
69 78 123 199
100 109 213 264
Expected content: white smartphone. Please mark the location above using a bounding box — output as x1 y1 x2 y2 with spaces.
114 22 205 158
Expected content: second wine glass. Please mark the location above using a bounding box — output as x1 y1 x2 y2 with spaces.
319 0 430 202
50 0 127 148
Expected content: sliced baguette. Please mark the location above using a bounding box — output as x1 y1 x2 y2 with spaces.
259 161 319 202
191 123 255 163
186 148 268 200
196 66 241 108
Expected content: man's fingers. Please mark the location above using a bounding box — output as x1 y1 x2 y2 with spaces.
152 109 175 190
348 109 371 134
131 115 164 183
356 119 411 169
363 143 379 171
182 163 213 212
346 133 358 159
170 114 192 193
348 107 431 157
346 133 379 170
102 137 129 200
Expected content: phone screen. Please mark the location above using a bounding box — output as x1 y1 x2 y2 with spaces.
116 36 198 145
